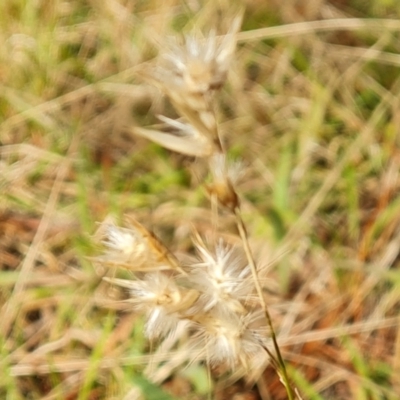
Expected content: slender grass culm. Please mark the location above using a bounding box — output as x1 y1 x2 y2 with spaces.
93 9 299 399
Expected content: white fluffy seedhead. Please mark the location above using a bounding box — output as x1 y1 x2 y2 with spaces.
189 310 267 369
96 221 151 269
210 153 244 186
157 13 242 97
95 216 184 273
109 272 191 340
135 14 242 157
99 222 271 380
188 238 255 317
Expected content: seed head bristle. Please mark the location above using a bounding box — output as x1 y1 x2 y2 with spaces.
111 272 191 339
96 221 150 268
95 217 185 272
189 310 266 369
156 13 242 98
188 238 254 316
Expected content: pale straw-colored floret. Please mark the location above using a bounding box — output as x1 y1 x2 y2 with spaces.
206 153 243 210
210 152 244 186
102 225 138 253
139 13 242 120
133 115 214 157
189 239 254 316
108 272 190 339
134 16 242 157
96 217 185 272
190 310 266 369
98 223 150 267
159 14 242 96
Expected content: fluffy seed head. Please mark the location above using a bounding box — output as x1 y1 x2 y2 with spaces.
112 272 189 339
138 13 242 117
158 14 242 96
95 216 184 272
97 221 150 268
190 310 266 369
188 238 254 316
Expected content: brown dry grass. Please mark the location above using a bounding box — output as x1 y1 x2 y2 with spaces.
1 0 400 399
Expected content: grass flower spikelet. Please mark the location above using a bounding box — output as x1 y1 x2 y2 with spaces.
156 13 242 97
189 310 267 369
97 221 150 267
188 239 253 316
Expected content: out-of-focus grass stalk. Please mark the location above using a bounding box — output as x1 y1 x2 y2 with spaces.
235 207 295 400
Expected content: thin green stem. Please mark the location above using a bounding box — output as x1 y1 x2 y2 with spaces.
235 207 295 400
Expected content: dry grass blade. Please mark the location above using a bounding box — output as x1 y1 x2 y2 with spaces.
237 18 400 42
1 136 80 337
132 126 214 157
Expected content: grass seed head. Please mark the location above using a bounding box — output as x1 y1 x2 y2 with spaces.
188 239 254 316
97 222 150 267
95 217 186 272
124 272 189 339
157 13 242 97
190 310 267 370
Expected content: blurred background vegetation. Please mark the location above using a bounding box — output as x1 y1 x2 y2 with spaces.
1 0 400 399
